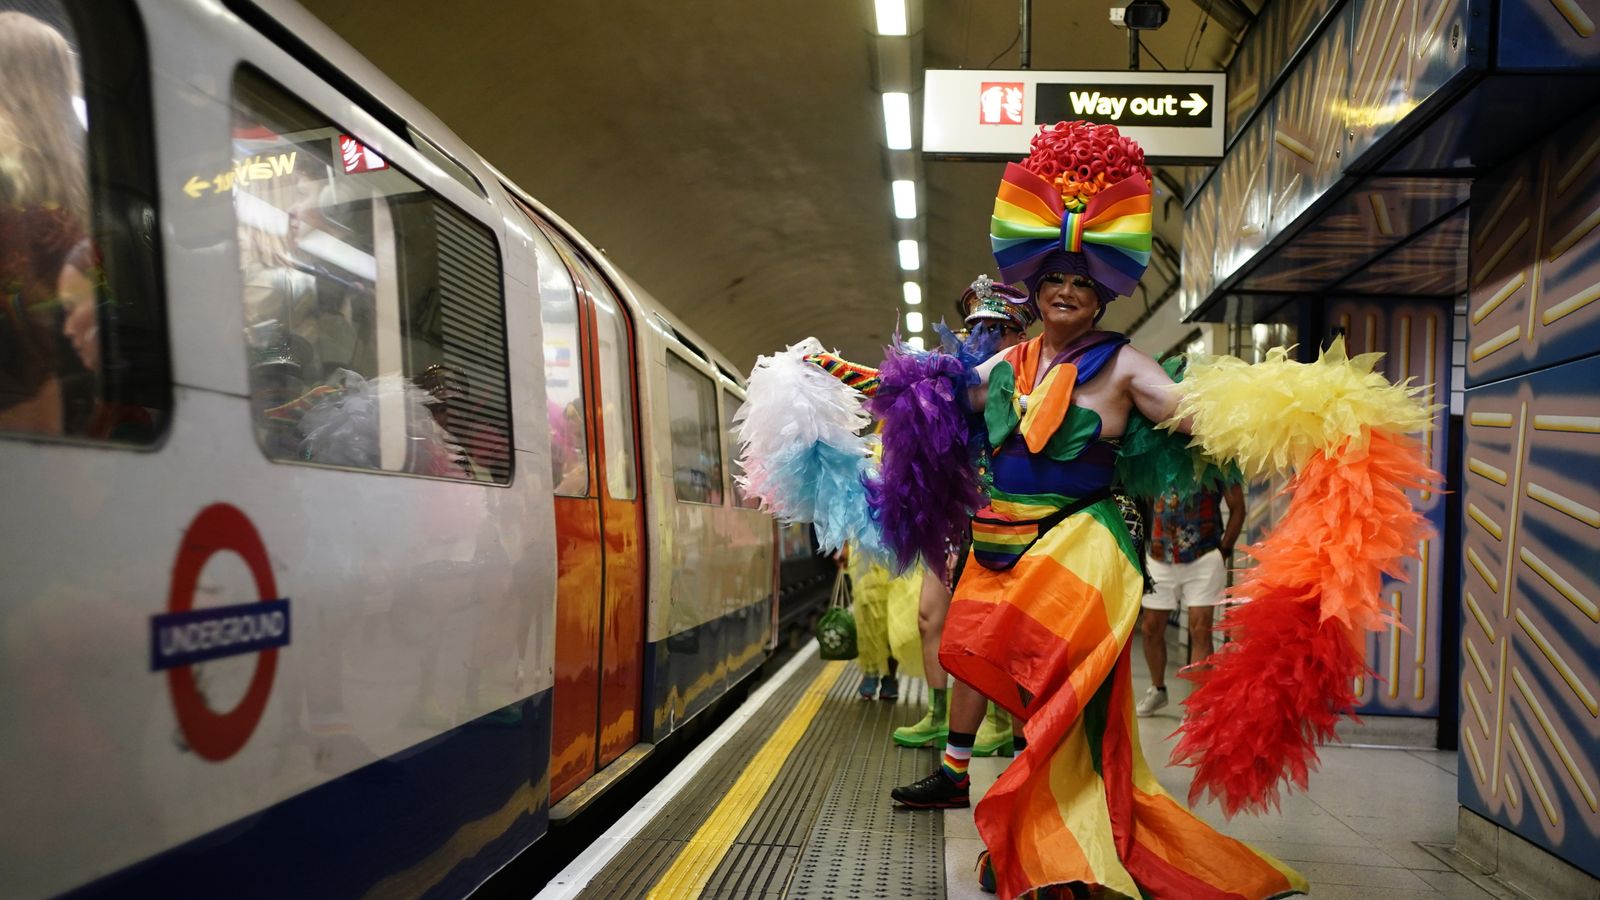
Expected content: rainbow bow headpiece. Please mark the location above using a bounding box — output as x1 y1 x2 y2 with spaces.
990 162 1152 299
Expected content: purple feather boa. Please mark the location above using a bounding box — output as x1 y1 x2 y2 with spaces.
866 345 985 581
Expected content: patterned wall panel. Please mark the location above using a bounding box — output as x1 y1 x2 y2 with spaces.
1339 209 1469 294
1466 112 1600 386
1270 4 1352 232
1498 0 1600 69
1458 356 1600 878
1179 182 1219 320
1213 111 1275 285
1239 176 1468 292
1330 299 1452 715
1347 0 1475 168
1226 0 1342 143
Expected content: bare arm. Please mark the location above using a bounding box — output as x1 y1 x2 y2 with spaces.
1221 482 1245 556
1121 350 1188 432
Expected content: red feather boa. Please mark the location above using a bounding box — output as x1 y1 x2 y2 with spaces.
1171 429 1441 816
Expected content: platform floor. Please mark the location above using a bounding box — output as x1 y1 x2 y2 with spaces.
542 638 1493 899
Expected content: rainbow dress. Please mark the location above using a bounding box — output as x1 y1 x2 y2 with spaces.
941 333 1307 900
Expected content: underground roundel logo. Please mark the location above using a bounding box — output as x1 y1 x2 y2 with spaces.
150 504 291 762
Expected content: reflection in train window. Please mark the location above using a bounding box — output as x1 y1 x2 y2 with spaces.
537 222 636 501
0 2 169 444
588 276 637 501
231 68 511 483
722 388 757 508
666 352 723 505
530 229 589 496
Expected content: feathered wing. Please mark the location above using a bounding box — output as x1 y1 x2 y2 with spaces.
1164 338 1442 817
866 340 986 581
732 338 881 555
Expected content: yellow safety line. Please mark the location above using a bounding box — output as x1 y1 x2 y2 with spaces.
647 661 844 899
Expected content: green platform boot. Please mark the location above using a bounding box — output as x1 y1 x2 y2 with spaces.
972 702 1014 757
892 686 949 747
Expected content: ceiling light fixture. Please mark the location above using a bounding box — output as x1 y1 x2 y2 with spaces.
874 0 908 35
882 93 912 150
897 239 919 270
891 180 917 219
908 335 926 351
902 282 922 305
905 311 925 333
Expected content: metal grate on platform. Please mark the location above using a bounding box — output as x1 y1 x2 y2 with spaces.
783 670 945 900
575 659 946 899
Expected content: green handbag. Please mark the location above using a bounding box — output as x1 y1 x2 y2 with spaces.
815 569 858 661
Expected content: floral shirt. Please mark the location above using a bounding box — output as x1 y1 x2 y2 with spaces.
1147 489 1223 564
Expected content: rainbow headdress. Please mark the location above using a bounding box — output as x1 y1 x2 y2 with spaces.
990 121 1153 298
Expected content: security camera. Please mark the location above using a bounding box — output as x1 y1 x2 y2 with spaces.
1124 0 1169 30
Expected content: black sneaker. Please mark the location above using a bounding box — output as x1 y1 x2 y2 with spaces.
879 674 899 701
891 769 970 808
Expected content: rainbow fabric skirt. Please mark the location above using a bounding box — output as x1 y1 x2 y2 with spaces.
940 499 1308 899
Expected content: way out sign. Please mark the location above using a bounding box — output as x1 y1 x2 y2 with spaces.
923 69 1225 163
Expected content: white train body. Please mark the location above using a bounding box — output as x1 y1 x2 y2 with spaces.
0 0 777 895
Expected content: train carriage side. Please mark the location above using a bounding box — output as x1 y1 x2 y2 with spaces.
0 0 564 896
496 192 779 761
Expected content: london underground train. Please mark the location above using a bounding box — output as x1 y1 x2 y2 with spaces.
0 0 814 895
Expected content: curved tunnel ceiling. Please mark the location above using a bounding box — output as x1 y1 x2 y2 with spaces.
301 0 1253 371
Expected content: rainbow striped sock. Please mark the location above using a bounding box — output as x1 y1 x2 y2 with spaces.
941 741 973 784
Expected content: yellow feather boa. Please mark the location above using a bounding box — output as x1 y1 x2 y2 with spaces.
1163 336 1434 480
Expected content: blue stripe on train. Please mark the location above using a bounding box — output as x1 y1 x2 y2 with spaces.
643 597 772 742
65 690 552 900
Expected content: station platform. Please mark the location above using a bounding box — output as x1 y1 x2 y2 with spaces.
538 642 1488 900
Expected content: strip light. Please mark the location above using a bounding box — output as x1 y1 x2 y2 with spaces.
892 180 917 219
897 239 919 270
902 282 922 305
908 335 926 351
875 0 907 35
882 93 912 150
906 311 925 333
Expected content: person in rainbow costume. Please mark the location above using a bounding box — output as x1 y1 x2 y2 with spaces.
735 120 1438 899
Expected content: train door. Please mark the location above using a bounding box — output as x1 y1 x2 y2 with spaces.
563 254 646 769
525 214 604 803
518 206 646 802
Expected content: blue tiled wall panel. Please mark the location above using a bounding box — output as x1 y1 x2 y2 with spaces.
1330 299 1453 716
1457 356 1600 878
1467 112 1600 386
1498 0 1600 70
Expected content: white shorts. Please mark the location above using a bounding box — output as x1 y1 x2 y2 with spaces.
1143 549 1226 611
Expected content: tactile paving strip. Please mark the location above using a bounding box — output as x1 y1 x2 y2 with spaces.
576 660 945 899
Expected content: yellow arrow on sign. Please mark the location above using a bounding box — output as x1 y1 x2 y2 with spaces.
1182 92 1208 116
183 176 208 199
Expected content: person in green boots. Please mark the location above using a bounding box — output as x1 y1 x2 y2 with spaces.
892 571 953 747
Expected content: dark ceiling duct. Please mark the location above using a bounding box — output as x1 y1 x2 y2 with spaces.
1182 0 1256 38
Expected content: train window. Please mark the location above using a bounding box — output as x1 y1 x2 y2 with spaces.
0 1 171 444
531 230 589 496
231 69 512 483
722 389 757 508
588 277 637 501
534 222 637 501
665 352 723 505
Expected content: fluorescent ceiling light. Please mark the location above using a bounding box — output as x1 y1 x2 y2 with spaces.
892 180 916 219
902 282 922 305
875 0 907 35
897 239 919 270
882 93 912 150
908 335 926 351
905 311 925 333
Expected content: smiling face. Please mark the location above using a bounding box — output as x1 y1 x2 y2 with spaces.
1034 271 1103 337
